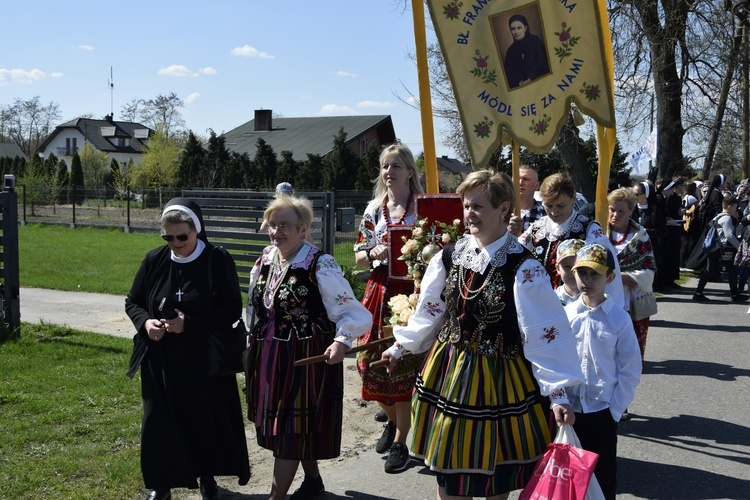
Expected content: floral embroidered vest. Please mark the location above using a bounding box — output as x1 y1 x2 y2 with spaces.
438 241 529 358
250 252 335 342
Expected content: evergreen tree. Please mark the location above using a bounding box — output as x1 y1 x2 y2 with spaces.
179 131 205 187
296 154 324 190
200 130 229 188
57 159 69 186
355 144 379 191
323 128 359 190
223 151 247 188
12 156 26 177
70 152 85 187
275 151 298 186
252 138 278 190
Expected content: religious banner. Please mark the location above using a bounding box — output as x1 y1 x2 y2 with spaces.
426 0 616 166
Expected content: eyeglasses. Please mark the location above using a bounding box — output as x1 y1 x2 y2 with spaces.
161 231 192 242
267 223 298 234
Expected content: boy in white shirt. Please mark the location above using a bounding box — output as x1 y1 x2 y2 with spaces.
555 238 585 305
565 243 642 500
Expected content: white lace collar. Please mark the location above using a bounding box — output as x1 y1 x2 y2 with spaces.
533 211 586 241
454 232 521 274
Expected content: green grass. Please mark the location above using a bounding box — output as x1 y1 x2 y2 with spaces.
19 224 361 296
0 323 144 498
19 224 159 295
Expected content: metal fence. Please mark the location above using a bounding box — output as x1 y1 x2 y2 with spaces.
17 184 372 272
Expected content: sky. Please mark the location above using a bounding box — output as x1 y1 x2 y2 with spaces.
1 1 454 158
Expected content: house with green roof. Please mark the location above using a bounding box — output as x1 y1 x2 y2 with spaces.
222 109 397 161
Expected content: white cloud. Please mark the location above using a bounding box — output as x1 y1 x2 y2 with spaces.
320 104 357 115
199 67 217 75
158 65 193 77
357 100 396 108
77 44 95 51
51 72 64 79
231 45 274 59
335 70 358 77
0 68 46 86
185 92 200 104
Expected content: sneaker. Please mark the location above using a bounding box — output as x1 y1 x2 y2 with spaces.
731 294 750 303
375 421 396 453
374 409 388 422
692 293 710 302
384 442 411 473
289 474 325 500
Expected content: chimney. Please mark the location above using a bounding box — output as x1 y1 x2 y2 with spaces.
105 114 114 123
254 109 272 132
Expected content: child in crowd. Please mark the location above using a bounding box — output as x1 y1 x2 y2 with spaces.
693 196 749 303
565 244 642 500
555 238 585 305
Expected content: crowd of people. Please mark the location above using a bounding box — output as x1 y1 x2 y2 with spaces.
125 145 749 500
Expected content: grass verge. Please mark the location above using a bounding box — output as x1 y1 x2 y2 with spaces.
0 323 143 498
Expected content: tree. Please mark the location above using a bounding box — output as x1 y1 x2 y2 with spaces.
134 127 182 205
79 142 110 212
251 138 278 189
296 154 324 190
355 144 380 191
178 131 205 187
120 92 185 138
323 128 360 190
19 156 46 215
225 151 250 189
70 153 84 187
201 130 229 188
275 151 299 187
0 96 61 157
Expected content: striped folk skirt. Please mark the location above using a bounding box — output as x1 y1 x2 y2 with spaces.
410 339 554 496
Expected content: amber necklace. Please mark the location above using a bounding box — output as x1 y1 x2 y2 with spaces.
382 194 412 225
262 242 305 309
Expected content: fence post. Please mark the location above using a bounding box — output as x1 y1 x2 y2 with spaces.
1 184 21 338
323 191 335 254
125 186 131 233
21 184 26 226
71 185 77 228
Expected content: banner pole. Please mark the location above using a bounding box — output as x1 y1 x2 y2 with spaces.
412 0 439 194
512 140 521 218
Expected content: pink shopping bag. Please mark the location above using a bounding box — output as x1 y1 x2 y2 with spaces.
519 425 599 500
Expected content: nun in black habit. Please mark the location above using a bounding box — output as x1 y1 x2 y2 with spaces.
126 197 250 500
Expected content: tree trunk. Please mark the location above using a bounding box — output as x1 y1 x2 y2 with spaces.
702 23 744 179
556 114 596 202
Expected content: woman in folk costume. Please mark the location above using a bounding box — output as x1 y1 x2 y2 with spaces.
608 187 657 364
126 197 250 500
353 142 426 472
519 172 625 308
246 195 371 499
381 170 583 499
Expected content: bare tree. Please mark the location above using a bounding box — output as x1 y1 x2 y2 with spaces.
0 96 61 157
120 92 185 138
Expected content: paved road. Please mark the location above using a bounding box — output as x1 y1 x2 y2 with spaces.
18 277 750 499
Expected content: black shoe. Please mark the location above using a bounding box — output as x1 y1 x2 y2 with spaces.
289 474 325 500
667 282 684 290
147 490 171 500
199 476 219 500
375 421 396 453
692 293 710 302
374 409 388 422
384 442 411 473
731 294 749 303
